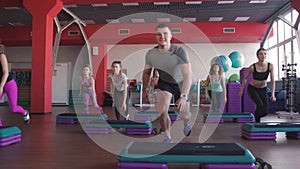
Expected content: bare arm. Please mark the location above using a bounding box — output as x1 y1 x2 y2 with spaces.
110 76 114 98
180 63 192 96
91 77 96 96
79 76 83 96
269 63 276 101
142 64 152 102
221 74 227 102
0 54 9 95
205 75 210 98
122 75 128 105
239 65 253 96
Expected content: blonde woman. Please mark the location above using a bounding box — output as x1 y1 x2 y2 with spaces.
205 63 227 113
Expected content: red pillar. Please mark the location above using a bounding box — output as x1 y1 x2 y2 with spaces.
92 43 107 105
24 0 63 113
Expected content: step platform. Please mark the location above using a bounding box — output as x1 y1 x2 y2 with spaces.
134 111 179 121
203 112 254 123
0 126 22 147
118 142 256 169
56 113 108 124
241 122 300 140
84 120 153 135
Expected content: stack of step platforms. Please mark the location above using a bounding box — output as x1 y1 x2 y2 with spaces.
0 126 22 147
241 122 300 140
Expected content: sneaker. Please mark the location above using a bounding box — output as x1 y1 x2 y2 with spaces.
125 114 130 120
163 136 173 143
23 110 30 125
184 122 191 136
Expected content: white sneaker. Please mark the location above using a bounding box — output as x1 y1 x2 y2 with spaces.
125 114 130 120
163 136 173 143
23 110 30 125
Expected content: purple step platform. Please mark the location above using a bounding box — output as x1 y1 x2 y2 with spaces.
202 163 255 169
0 134 22 146
235 118 254 123
204 118 224 123
126 128 152 132
126 128 153 135
242 130 276 140
134 115 178 121
56 119 78 124
84 127 112 134
118 162 168 169
134 116 151 121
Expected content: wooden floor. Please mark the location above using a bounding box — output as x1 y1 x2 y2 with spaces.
1 105 300 169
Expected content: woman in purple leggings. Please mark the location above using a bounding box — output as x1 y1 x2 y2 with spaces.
79 64 103 114
0 44 30 125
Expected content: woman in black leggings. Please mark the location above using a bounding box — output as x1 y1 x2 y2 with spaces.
239 48 276 122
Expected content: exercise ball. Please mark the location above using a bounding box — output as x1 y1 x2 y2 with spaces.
228 73 240 82
229 51 245 68
215 55 232 72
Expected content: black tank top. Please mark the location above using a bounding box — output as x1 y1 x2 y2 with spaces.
252 63 270 81
0 62 13 82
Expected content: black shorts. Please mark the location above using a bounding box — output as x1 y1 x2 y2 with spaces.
157 80 181 102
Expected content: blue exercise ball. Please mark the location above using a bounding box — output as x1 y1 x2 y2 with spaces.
215 55 232 72
229 51 245 68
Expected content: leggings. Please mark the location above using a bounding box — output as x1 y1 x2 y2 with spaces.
82 91 102 114
247 84 268 122
210 91 225 113
0 79 26 115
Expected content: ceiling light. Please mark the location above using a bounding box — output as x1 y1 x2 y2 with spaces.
8 22 25 26
157 18 171 22
217 1 234 4
154 2 170 5
131 19 145 23
235 16 250 21
249 0 267 3
183 18 197 22
4 7 20 10
106 19 120 24
122 2 139 6
91 4 108 7
64 5 78 8
209 17 223 22
185 1 202 5
83 20 96 24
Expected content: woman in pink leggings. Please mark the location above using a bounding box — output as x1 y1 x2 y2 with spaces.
0 44 30 125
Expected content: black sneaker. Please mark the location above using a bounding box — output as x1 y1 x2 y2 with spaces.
23 110 30 125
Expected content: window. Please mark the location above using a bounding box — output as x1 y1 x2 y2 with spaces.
266 9 299 81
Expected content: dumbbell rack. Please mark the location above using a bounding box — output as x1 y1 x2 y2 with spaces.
277 63 300 119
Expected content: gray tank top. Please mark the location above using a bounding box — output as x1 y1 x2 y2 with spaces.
145 44 189 84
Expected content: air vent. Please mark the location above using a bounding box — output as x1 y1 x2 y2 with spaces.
171 28 181 34
223 27 235 33
118 29 130 35
68 30 80 36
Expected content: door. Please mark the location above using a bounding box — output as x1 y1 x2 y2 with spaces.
52 63 69 105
